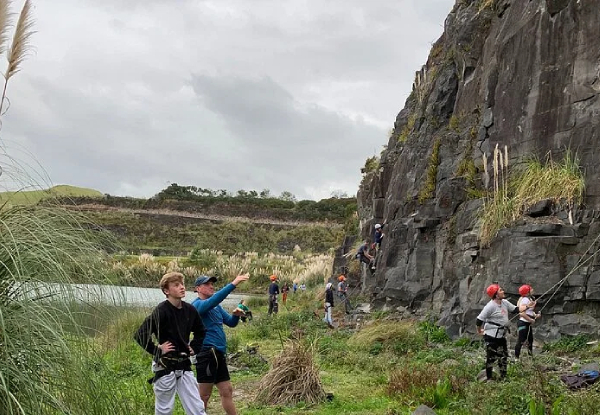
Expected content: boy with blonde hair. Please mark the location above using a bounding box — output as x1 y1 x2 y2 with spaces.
135 272 206 415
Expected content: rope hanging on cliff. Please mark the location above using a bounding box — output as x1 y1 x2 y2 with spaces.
506 228 600 323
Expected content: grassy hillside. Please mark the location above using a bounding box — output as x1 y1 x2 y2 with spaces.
89 210 343 256
0 184 102 205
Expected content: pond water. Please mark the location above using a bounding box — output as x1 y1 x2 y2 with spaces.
28 282 250 310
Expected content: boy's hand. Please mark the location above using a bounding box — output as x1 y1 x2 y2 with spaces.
232 273 250 286
159 341 175 354
232 307 246 317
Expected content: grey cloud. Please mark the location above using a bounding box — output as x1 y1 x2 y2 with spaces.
1 0 455 199
190 74 383 193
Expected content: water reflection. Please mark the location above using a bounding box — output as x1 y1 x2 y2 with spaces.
26 282 250 309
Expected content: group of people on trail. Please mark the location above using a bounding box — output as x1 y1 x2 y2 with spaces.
266 275 301 315
476 283 540 381
135 271 250 415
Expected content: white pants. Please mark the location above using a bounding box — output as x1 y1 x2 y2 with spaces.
153 370 206 415
323 303 333 325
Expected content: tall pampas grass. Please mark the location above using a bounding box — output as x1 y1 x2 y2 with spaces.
0 3 143 413
479 148 584 246
0 0 34 115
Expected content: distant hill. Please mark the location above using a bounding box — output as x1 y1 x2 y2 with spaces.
51 183 358 256
0 185 103 205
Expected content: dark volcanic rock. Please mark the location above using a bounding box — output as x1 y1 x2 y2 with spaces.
354 0 600 340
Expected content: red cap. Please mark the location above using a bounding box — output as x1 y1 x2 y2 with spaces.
486 284 500 298
519 284 532 296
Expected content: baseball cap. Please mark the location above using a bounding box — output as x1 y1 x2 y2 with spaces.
194 275 217 286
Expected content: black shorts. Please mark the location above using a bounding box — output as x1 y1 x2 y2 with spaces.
195 347 230 384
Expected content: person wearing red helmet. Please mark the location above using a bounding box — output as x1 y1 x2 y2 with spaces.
267 275 280 315
476 283 533 381
515 284 541 358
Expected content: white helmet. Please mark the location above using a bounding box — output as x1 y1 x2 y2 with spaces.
374 223 382 229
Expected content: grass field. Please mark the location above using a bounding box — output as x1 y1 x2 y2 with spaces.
92 289 600 415
0 184 103 205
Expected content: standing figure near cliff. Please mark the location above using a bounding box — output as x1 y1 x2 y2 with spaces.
476 284 531 381
323 282 335 329
281 282 289 305
337 275 352 314
515 284 541 358
268 275 280 315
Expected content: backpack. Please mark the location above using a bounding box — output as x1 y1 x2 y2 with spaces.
560 370 600 390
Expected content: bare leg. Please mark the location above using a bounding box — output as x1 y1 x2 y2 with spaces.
216 380 236 415
198 383 213 411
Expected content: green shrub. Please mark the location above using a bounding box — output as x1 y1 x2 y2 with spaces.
419 321 450 343
543 335 590 354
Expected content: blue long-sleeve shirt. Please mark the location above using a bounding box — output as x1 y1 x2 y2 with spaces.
191 283 240 353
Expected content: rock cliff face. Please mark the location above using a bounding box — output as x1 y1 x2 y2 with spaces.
357 0 600 339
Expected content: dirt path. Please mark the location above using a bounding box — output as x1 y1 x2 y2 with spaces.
64 203 343 228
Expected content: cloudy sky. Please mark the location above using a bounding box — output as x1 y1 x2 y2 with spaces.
1 0 454 200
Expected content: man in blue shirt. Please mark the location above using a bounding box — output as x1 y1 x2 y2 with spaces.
192 273 249 415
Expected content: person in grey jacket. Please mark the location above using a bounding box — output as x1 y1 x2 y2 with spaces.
476 284 532 381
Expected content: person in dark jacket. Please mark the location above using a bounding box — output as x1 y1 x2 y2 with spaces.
374 223 385 249
192 273 249 415
268 274 280 315
135 272 207 415
323 282 335 329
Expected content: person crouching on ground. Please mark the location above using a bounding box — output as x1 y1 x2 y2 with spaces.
134 272 207 415
238 299 253 322
515 284 541 358
323 282 335 329
476 284 532 381
192 273 249 415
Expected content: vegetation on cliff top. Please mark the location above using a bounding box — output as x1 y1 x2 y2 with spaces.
480 149 585 246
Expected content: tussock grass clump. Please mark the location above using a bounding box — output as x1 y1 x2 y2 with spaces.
254 339 326 405
480 149 584 246
348 320 426 355
418 138 441 204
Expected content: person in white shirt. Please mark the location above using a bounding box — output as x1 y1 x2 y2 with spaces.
476 284 531 380
515 284 541 358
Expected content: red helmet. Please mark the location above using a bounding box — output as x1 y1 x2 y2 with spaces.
270 275 277 281
338 275 346 281
486 284 500 298
519 284 532 296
